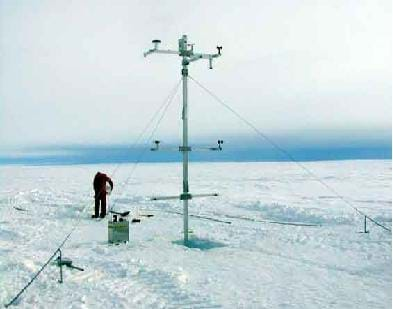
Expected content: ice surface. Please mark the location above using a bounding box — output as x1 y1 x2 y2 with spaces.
0 160 391 308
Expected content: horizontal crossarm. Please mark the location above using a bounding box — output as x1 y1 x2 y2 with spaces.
150 192 219 201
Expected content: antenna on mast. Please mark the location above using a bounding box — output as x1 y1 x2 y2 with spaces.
144 35 222 245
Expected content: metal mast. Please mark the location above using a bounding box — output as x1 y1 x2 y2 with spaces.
144 35 222 244
181 54 190 243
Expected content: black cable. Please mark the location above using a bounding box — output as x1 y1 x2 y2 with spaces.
161 210 232 224
189 75 391 233
222 214 320 227
4 232 71 308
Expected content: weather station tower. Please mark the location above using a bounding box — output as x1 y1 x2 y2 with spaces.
144 35 223 244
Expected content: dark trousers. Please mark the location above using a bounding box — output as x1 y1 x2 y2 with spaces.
94 193 107 217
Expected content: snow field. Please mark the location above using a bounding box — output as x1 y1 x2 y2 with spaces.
0 160 391 308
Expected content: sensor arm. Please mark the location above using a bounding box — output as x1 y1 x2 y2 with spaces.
189 52 221 69
150 140 223 152
144 49 179 57
189 52 219 61
144 39 180 57
143 38 222 70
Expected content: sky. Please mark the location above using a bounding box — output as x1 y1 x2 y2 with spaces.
0 0 391 151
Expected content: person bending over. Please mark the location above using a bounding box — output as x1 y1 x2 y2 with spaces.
92 172 113 218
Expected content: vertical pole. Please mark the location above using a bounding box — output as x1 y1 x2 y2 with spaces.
58 249 63 283
364 216 368 233
182 62 189 244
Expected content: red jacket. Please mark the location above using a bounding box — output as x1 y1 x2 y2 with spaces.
93 172 113 198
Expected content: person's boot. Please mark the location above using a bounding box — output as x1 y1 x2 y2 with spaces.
91 214 99 218
99 213 106 218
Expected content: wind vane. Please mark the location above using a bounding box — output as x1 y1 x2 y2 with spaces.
144 35 223 244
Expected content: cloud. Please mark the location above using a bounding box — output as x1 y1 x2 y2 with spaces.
0 0 391 147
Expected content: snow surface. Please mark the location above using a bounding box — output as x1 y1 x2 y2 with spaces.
0 160 391 308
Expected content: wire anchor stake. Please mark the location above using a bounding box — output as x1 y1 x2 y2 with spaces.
362 216 369 234
56 249 84 283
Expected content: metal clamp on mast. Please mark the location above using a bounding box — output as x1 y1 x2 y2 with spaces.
144 35 222 244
